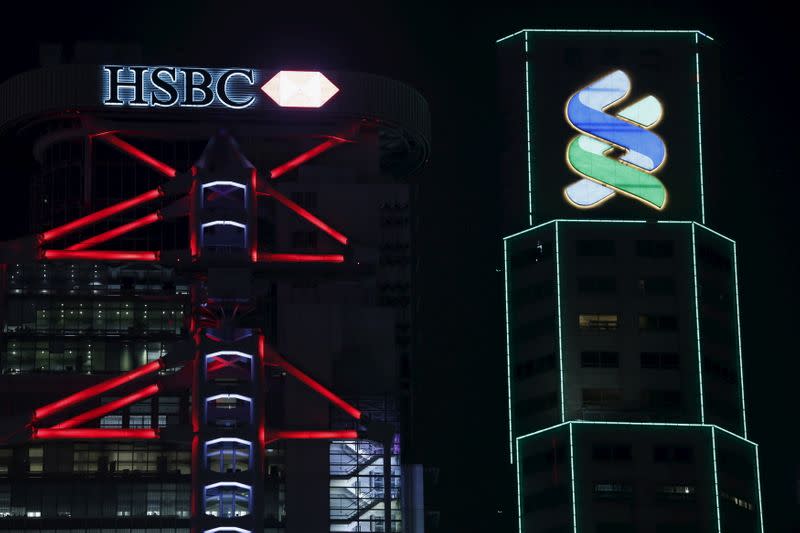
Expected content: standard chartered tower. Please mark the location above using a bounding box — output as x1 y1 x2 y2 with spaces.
498 30 764 533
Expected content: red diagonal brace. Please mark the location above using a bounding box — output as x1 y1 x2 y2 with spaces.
40 188 163 243
53 384 160 429
34 359 164 421
269 137 349 179
258 184 348 245
98 134 178 178
67 212 161 251
264 343 361 420
265 430 358 445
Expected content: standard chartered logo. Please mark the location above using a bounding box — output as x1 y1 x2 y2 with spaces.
564 70 667 210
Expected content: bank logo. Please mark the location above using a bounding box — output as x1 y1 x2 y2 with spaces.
564 70 667 210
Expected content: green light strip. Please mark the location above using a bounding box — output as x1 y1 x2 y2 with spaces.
504 219 555 241
695 33 706 223
515 438 523 533
691 223 705 423
695 223 735 244
496 28 714 44
517 421 756 444
569 422 577 533
555 221 566 421
732 241 748 438
525 33 533 226
755 444 765 533
711 427 722 533
504 239 515 464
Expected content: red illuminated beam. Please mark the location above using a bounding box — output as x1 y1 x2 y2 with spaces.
67 212 161 251
40 188 163 243
269 137 348 179
34 428 157 440
265 430 357 445
98 134 178 178
271 355 361 419
53 384 160 429
258 185 348 245
34 359 164 421
257 253 344 263
43 250 159 262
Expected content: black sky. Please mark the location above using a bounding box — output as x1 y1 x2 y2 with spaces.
0 2 796 531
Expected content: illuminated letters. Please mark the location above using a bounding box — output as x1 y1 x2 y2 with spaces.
102 67 336 110
564 70 667 210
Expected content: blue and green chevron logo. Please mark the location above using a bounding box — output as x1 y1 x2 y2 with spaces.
565 70 667 210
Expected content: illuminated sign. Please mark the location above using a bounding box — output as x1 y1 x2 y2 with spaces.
496 30 715 225
565 70 667 210
102 66 338 109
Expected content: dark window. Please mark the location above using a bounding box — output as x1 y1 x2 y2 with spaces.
516 392 559 417
653 445 694 464
656 485 696 501
515 353 556 379
636 239 674 258
290 191 317 208
513 280 553 307
509 241 553 268
524 486 569 512
522 443 566 475
592 444 632 461
577 240 615 257
578 276 617 293
290 231 318 249
514 315 555 342
641 352 680 370
698 245 731 272
638 276 675 295
639 314 678 331
582 388 622 407
643 390 682 409
581 351 619 368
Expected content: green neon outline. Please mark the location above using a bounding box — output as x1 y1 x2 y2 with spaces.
555 221 566 421
711 427 722 533
497 28 714 44
695 33 706 223
515 421 757 533
525 33 533 225
504 239 515 464
732 241 748 438
691 223 705 423
515 437 523 532
754 444 765 533
569 422 577 533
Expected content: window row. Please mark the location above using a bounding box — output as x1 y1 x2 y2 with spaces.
2 340 172 374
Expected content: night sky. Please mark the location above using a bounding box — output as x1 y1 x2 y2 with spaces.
0 2 795 531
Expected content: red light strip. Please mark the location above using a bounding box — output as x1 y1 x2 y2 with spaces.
258 185 348 245
34 359 164 420
265 430 358 444
53 384 160 429
273 356 361 419
99 134 178 178
67 212 161 251
40 188 163 243
257 253 344 263
34 428 158 440
269 138 346 179
43 250 159 262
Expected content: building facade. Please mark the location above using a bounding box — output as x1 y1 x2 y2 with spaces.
0 45 429 533
498 30 763 533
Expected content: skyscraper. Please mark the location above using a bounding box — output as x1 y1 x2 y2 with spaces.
498 29 763 533
0 45 429 533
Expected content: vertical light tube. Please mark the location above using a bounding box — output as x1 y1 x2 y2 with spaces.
691 223 705 423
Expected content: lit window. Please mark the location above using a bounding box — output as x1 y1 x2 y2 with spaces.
579 314 618 331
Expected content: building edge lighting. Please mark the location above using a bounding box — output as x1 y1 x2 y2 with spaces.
711 426 722 533
732 240 748 438
525 32 533 226
691 223 705 423
569 422 577 533
754 444 765 533
503 239 514 464
695 33 707 224
496 29 714 44
555 221 566 421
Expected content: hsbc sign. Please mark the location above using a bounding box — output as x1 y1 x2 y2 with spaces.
102 66 339 109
